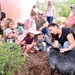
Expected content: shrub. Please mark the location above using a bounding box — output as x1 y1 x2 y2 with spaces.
54 17 67 24
0 42 26 75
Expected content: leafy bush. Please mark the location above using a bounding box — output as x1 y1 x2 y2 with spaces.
0 42 26 75
36 0 75 20
36 0 47 12
57 3 70 18
54 17 67 24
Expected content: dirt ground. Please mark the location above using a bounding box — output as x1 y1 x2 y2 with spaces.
14 50 59 75
24 51 50 75
14 34 59 75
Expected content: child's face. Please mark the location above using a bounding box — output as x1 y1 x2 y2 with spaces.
9 21 14 29
7 32 13 38
31 15 36 19
30 33 35 38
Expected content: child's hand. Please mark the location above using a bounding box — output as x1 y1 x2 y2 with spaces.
32 41 36 46
15 39 21 45
33 42 36 46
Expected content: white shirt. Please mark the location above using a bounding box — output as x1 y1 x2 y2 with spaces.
30 18 36 29
46 6 55 17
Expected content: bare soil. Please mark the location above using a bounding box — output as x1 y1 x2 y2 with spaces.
14 50 59 75
24 51 50 75
13 34 59 75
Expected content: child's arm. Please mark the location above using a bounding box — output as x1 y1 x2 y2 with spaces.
12 34 20 44
31 37 37 46
13 34 19 40
28 20 32 29
21 40 26 46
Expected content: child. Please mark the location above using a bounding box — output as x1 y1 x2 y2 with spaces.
17 22 24 34
4 28 20 44
3 18 14 37
21 29 41 57
27 10 37 30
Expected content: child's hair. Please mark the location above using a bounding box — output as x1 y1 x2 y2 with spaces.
25 32 37 41
17 22 24 28
32 5 36 9
31 4 37 11
48 23 59 28
30 10 36 16
4 18 14 29
17 22 23 26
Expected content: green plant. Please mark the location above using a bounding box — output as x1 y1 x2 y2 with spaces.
0 42 26 75
36 0 75 19
54 17 67 24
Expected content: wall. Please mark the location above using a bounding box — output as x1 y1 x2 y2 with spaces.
0 0 36 24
